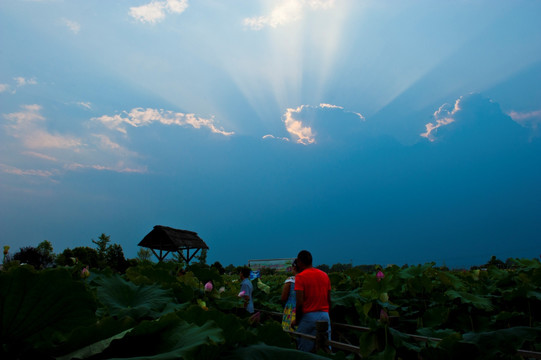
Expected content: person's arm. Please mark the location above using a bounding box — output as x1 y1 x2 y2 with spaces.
327 290 332 310
294 290 304 325
240 282 249 308
281 282 291 303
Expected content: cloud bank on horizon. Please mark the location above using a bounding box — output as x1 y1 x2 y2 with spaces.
1 0 540 267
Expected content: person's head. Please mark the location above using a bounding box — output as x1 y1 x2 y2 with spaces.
296 250 312 270
240 267 251 279
291 259 298 274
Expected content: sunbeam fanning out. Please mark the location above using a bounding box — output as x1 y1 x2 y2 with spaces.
1 0 541 269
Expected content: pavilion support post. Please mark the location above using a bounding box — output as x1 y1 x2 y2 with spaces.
149 248 170 262
186 248 201 264
177 251 189 264
150 248 161 262
315 321 331 353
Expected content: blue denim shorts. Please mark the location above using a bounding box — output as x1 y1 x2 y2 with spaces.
296 311 331 352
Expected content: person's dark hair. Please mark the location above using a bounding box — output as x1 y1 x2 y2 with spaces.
241 266 251 278
297 250 312 266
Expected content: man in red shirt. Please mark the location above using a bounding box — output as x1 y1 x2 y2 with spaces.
293 250 331 352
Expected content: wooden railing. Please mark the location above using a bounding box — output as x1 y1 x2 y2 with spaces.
255 309 541 359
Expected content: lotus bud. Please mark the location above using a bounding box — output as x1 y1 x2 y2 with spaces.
81 266 90 279
219 286 225 293
197 299 208 311
204 281 213 292
376 270 385 282
238 290 246 297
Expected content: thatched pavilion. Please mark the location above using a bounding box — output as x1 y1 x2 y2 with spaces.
138 225 209 263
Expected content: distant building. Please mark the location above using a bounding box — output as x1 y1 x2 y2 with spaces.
248 258 295 272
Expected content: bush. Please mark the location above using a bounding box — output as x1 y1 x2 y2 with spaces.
12 245 54 270
57 247 99 268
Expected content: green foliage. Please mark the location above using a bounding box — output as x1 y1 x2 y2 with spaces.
211 261 225 275
1 257 540 359
12 246 41 269
316 264 331 273
92 233 111 259
224 263 237 274
225 343 332 359
12 244 55 269
57 246 100 268
186 263 223 287
331 262 352 273
36 240 55 267
259 267 278 276
136 247 152 262
105 243 128 273
0 267 97 359
90 271 180 321
195 248 208 265
75 312 224 360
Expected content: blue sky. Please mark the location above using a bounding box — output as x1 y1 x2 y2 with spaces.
1 0 540 268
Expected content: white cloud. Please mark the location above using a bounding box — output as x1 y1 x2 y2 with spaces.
319 103 343 109
508 109 541 129
23 151 58 162
64 162 147 174
14 77 37 87
63 18 80 34
77 101 92 110
91 134 141 159
4 104 45 128
244 0 335 30
2 105 146 177
421 98 461 141
4 105 83 150
0 84 10 92
262 134 290 141
0 163 55 178
283 105 316 145
165 0 188 13
93 107 234 136
129 0 188 24
320 103 365 120
282 102 363 145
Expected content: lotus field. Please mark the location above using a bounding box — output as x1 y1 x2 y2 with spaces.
1 258 541 359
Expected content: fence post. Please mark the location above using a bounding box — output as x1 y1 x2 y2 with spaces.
315 320 330 353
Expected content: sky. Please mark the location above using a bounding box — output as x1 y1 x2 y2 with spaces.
1 0 540 269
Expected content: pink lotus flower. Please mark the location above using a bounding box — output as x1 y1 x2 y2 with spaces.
238 290 246 297
204 281 213 292
81 266 90 279
376 270 385 282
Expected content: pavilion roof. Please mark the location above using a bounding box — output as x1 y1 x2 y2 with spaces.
138 225 209 252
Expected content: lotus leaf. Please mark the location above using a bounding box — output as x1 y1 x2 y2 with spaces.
92 312 224 360
445 290 494 311
91 273 177 320
0 267 96 358
224 343 332 359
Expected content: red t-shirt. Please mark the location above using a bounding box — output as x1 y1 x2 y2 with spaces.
294 267 331 313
